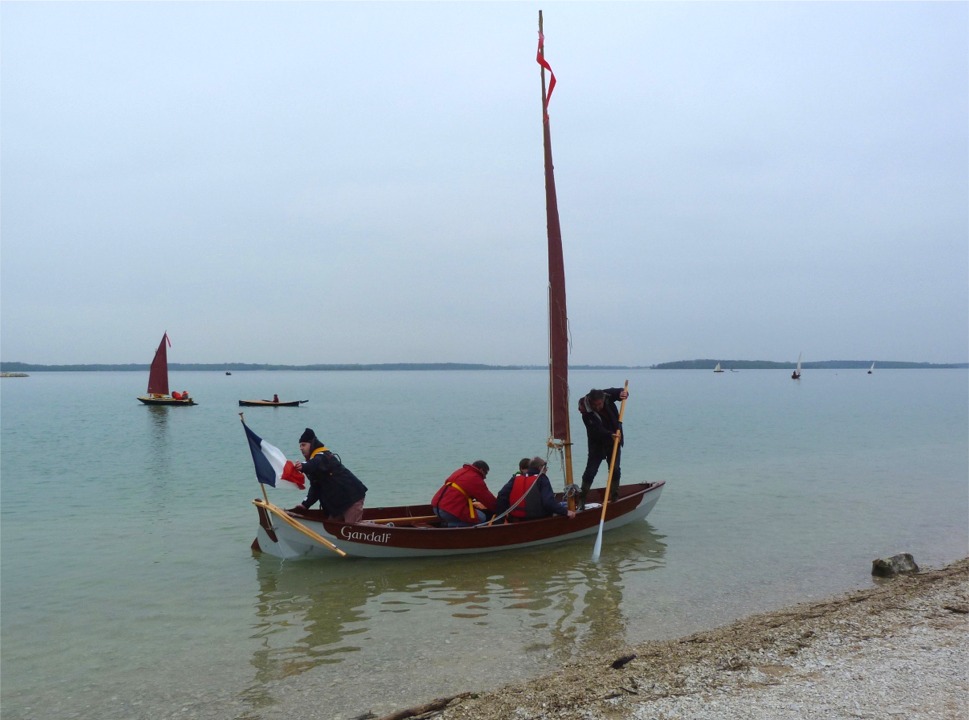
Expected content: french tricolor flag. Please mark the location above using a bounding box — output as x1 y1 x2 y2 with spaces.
243 421 305 490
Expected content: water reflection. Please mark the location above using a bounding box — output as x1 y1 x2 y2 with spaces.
145 406 173 508
145 404 171 432
240 523 666 712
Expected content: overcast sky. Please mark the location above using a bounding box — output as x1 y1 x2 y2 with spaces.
2 1 966 366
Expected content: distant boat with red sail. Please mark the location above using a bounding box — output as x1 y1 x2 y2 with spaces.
137 332 196 406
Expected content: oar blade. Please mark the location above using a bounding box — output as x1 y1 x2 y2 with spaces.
592 520 604 561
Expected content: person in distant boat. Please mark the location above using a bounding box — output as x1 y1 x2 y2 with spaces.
290 428 368 523
431 461 498 527
577 387 628 509
273 394 279 403
495 456 575 522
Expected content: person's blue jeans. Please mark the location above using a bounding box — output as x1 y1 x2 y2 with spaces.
434 507 485 527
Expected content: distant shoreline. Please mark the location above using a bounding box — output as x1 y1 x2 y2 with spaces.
1 360 966 372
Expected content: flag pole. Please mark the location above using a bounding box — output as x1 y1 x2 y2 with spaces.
240 412 346 558
592 379 629 562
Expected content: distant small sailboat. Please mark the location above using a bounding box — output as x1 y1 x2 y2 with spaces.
791 353 802 380
868 362 874 375
137 332 196 406
714 363 724 373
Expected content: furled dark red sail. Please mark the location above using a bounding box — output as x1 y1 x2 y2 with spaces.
538 14 570 451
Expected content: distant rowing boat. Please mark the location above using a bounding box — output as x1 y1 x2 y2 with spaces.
239 399 308 407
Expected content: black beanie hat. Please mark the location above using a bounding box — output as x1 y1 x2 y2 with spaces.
299 428 316 444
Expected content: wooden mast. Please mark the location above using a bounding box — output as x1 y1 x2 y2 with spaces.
539 11 575 501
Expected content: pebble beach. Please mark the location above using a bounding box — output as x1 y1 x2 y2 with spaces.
376 557 968 720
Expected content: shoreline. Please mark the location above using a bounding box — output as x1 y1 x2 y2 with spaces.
376 557 968 720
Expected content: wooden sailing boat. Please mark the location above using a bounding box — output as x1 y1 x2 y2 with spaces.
137 332 196 406
714 362 724 373
791 352 802 380
249 14 663 560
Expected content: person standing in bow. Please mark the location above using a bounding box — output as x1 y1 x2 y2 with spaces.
577 386 628 509
290 428 368 524
431 461 497 527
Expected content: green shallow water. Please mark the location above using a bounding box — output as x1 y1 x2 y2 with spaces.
1 368 966 718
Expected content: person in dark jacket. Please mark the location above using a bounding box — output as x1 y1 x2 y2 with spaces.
290 428 368 523
431 461 497 527
577 386 628 509
495 456 575 521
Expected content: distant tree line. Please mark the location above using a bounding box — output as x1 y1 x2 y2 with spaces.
650 359 968 370
0 362 554 372
1 359 965 373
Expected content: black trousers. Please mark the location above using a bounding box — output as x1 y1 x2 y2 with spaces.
581 445 621 490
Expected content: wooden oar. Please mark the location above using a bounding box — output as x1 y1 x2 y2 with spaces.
592 379 629 562
253 498 347 557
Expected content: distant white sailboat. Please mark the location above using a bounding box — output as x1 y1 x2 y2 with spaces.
714 363 724 373
791 353 802 380
868 362 875 375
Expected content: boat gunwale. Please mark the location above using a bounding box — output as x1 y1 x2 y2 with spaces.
254 481 664 558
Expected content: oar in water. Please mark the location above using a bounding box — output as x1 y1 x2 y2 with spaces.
592 379 629 562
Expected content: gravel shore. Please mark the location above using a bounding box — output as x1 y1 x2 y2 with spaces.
376 557 968 720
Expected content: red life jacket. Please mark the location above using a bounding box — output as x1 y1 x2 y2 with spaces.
509 474 539 519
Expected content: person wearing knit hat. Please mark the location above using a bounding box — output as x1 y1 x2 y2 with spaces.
290 428 368 523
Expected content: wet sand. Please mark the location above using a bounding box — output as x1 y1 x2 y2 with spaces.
375 557 968 720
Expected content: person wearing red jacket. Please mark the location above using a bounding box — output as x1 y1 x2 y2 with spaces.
431 461 497 527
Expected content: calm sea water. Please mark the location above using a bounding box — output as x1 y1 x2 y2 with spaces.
1 368 966 719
